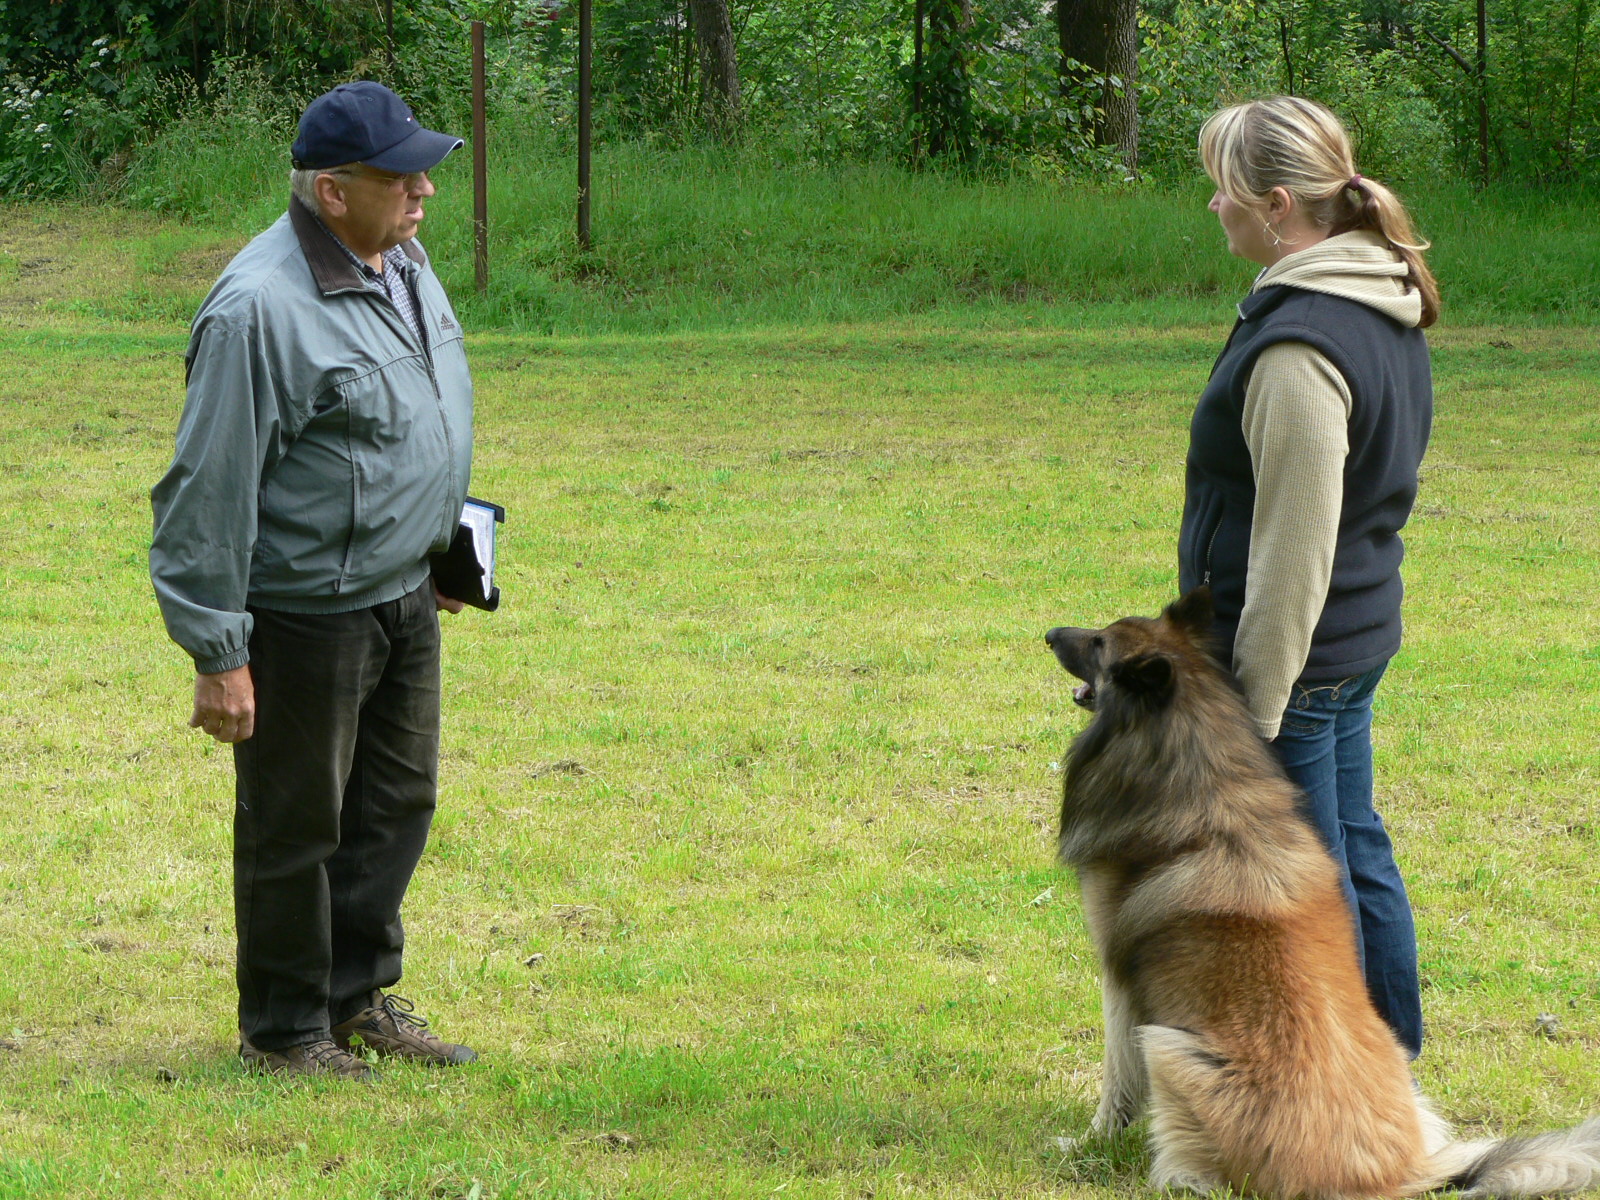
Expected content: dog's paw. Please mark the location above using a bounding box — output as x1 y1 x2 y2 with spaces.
1050 1132 1110 1157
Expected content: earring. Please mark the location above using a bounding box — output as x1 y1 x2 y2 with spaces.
1264 222 1283 247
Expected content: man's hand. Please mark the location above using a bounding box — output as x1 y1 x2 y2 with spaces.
434 585 466 615
190 665 256 744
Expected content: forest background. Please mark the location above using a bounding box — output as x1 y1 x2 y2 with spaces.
3 0 1596 204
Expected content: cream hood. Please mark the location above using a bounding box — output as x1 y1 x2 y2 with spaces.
1249 229 1423 328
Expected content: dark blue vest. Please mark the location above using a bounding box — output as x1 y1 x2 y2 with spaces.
1178 285 1432 683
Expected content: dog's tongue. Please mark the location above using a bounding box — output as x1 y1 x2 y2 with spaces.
1074 683 1094 704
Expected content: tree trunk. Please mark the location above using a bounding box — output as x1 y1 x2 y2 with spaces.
1056 0 1140 174
1561 0 1592 173
925 0 974 161
1476 0 1490 187
688 0 742 139
912 0 925 161
1279 8 1296 94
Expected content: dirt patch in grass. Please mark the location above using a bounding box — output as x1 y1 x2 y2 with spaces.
0 204 242 327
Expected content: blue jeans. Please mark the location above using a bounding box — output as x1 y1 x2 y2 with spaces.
1270 662 1423 1059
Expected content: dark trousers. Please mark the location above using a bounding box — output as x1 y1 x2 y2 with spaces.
232 581 441 1051
1271 662 1424 1059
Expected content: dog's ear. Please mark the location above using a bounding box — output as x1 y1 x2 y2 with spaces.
1163 587 1214 636
1110 652 1174 698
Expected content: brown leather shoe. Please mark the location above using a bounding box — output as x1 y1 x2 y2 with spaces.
332 991 478 1066
239 1035 377 1081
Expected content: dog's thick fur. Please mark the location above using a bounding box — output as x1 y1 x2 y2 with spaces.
1045 588 1600 1200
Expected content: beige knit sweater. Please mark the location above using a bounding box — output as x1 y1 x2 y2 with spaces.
1235 230 1423 740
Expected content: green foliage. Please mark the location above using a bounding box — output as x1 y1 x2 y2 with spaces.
1484 0 1600 180
120 60 306 216
1136 1 1274 179
0 0 192 80
494 0 1600 182
4 0 1600 194
0 17 171 195
1247 0 1600 183
515 0 921 160
0 0 474 196
740 1 912 162
1316 50 1457 184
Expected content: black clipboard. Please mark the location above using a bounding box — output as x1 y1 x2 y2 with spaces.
430 496 504 611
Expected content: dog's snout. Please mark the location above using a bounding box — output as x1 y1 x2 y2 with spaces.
1046 625 1086 651
1046 625 1097 682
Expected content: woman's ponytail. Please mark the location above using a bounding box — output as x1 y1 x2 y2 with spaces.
1337 175 1440 328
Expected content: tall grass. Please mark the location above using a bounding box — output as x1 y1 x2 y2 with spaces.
120 101 1600 335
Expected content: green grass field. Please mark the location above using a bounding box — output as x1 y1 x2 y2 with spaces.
1 203 1598 1199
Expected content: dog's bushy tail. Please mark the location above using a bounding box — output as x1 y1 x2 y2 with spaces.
1423 1120 1600 1198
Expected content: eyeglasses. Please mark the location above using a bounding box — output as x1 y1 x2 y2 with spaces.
327 166 429 191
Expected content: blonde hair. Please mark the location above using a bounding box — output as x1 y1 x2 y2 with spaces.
1199 97 1440 328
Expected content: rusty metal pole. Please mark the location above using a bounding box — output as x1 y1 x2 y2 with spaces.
472 20 488 294
578 0 592 250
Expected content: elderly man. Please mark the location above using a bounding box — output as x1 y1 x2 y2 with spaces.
151 82 478 1079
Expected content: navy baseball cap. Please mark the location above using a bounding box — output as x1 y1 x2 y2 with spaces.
291 81 463 172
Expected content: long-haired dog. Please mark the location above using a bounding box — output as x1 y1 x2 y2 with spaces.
1045 588 1600 1198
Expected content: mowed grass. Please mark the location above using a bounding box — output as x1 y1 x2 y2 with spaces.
0 209 1599 1198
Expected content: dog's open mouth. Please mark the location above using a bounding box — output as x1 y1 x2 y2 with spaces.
1072 682 1096 710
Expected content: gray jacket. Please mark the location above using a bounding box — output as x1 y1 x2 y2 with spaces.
150 198 474 674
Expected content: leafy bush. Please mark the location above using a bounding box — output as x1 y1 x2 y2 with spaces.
0 0 478 197
0 22 175 196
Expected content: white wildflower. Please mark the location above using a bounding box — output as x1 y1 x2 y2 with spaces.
40 142 51 150
98 47 111 57
92 36 110 47
33 122 48 133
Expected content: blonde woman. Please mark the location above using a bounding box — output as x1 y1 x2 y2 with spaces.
1179 96 1439 1058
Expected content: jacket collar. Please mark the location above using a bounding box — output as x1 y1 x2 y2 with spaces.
289 195 426 295
1236 284 1293 323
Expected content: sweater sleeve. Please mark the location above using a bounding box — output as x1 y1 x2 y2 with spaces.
1236 341 1351 741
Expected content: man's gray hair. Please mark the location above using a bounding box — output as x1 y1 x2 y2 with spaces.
289 165 357 215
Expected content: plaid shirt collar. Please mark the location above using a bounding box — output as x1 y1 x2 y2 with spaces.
310 211 422 342
289 197 426 288
311 212 412 281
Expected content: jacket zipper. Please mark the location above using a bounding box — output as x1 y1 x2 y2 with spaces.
393 270 464 544
330 279 455 592
411 276 460 538
1201 513 1221 587
374 275 459 539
